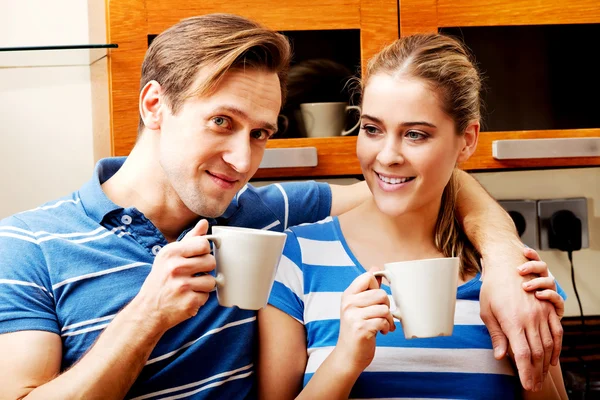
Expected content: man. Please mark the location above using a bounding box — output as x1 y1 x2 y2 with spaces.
0 14 561 399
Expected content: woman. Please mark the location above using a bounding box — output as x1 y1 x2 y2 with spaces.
258 33 567 399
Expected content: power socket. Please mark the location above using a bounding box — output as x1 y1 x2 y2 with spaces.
498 200 539 249
538 197 589 251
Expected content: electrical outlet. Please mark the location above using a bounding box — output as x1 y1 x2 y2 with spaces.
538 197 589 250
498 200 539 249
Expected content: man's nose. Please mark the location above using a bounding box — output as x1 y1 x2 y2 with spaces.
222 133 252 174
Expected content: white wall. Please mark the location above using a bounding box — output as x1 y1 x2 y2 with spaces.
472 168 600 317
0 0 109 218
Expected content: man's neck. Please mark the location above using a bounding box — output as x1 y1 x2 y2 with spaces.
101 133 198 242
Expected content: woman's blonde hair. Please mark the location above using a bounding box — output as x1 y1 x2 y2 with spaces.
138 14 291 134
363 33 482 279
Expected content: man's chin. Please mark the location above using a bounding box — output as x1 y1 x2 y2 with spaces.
191 200 233 219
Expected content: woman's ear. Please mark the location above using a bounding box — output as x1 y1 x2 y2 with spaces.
457 121 480 163
139 80 164 131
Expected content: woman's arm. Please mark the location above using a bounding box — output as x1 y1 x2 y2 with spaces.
258 305 307 400
259 272 393 400
258 306 366 400
522 363 568 400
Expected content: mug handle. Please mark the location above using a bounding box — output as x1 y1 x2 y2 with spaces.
341 105 362 136
202 235 225 291
372 270 402 320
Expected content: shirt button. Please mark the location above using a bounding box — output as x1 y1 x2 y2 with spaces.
121 215 132 225
152 245 162 255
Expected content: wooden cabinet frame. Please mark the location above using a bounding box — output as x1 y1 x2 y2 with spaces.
108 0 599 178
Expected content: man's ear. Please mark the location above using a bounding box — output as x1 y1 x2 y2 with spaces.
457 121 480 163
139 80 164 131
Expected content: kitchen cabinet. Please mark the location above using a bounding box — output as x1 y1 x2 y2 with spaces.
399 0 600 173
107 0 599 178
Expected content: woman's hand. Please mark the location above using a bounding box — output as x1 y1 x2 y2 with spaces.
518 248 564 319
334 270 395 374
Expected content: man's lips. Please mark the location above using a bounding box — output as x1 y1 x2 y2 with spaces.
207 171 238 183
206 171 240 190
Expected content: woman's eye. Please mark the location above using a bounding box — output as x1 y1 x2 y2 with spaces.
361 125 379 135
406 130 426 140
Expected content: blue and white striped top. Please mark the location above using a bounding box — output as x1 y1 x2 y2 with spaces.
269 216 564 400
0 157 331 399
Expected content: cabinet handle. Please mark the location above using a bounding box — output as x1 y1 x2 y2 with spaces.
259 147 318 169
492 137 600 160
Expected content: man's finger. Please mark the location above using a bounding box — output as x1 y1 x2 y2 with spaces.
176 236 214 258
510 331 534 391
184 219 209 239
482 313 508 360
548 312 563 366
539 321 553 377
525 326 544 391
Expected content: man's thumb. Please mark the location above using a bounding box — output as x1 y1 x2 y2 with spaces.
185 219 209 239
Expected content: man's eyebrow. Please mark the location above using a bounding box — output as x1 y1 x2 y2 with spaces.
215 106 277 132
361 114 437 129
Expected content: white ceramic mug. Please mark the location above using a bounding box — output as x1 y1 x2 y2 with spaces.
300 102 361 138
373 257 460 339
203 226 287 310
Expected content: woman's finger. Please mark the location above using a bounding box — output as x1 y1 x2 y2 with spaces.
351 289 391 308
523 247 542 261
535 290 565 319
522 277 556 292
518 260 549 277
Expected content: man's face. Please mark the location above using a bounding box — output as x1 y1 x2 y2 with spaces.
157 69 281 218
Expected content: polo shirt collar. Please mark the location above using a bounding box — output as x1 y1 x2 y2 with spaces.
78 157 242 227
78 157 126 223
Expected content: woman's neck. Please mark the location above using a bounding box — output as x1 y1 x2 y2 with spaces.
338 196 443 266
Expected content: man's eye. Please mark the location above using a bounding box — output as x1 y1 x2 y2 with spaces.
251 130 269 140
211 117 230 129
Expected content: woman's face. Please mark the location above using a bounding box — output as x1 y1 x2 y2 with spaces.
357 73 477 218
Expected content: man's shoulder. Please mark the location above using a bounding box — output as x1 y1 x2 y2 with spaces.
1 192 85 232
286 216 336 240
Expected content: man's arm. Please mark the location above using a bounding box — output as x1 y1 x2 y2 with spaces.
0 302 163 400
0 220 216 399
329 181 369 216
454 169 562 392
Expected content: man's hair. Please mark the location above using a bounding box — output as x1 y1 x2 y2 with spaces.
138 13 291 134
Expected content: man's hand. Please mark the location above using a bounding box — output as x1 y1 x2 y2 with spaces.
480 247 563 392
134 219 217 330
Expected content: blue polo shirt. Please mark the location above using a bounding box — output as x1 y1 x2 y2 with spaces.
0 157 331 399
